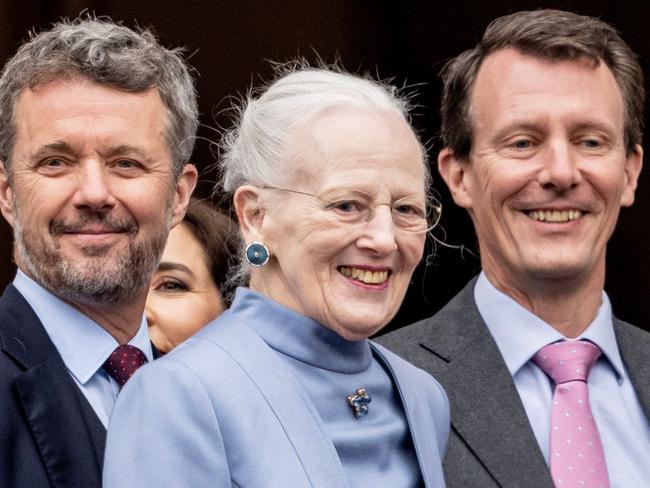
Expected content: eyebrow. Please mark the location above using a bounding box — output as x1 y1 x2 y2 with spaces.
156 262 195 277
492 117 618 142
31 141 75 160
568 120 617 137
30 141 153 162
101 144 153 162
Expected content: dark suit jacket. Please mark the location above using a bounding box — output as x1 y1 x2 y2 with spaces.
1 284 108 488
377 277 650 488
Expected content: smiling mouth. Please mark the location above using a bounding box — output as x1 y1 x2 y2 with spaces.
338 266 390 284
527 209 583 223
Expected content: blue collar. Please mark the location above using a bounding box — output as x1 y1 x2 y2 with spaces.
229 287 373 373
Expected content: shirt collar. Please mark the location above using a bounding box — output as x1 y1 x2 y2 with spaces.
229 287 373 373
13 270 153 384
474 272 625 382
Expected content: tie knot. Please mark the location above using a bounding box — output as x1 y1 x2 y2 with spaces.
533 340 601 384
103 344 147 387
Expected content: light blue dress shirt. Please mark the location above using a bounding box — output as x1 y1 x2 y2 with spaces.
13 270 153 427
474 272 650 487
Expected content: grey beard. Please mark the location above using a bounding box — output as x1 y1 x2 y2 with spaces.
13 208 170 307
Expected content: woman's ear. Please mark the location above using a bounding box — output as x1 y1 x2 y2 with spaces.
233 185 266 243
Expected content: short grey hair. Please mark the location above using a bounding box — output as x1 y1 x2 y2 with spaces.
218 61 431 286
219 61 431 193
0 16 198 177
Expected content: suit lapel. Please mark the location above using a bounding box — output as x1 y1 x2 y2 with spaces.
1 285 104 487
14 359 104 487
213 319 349 488
420 280 554 488
614 318 650 417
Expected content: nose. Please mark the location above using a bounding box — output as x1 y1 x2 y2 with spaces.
72 161 117 211
537 141 582 192
356 205 398 254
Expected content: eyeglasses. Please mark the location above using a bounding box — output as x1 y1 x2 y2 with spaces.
262 185 441 234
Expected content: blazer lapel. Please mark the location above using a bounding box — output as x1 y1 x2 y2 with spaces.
213 319 349 488
371 344 445 488
614 318 650 417
420 281 554 488
1 285 104 488
14 359 104 488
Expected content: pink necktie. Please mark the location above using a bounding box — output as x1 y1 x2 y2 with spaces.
103 344 147 387
533 340 609 488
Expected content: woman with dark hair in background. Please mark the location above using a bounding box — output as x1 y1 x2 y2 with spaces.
146 197 238 353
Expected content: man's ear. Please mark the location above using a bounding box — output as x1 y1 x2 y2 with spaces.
620 144 643 207
233 185 266 244
438 147 474 210
170 163 198 227
0 161 15 227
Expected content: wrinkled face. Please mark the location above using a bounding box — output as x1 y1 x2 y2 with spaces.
0 78 195 306
442 49 641 293
146 223 224 353
257 107 427 340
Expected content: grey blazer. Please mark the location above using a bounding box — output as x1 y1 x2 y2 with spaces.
377 277 650 488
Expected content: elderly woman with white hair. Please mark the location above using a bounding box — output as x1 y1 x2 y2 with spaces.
104 63 449 487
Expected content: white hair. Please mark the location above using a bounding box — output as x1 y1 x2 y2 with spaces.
217 62 432 289
218 62 431 193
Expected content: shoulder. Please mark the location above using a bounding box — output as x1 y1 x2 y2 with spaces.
376 276 480 355
612 316 650 368
371 341 448 404
613 317 650 341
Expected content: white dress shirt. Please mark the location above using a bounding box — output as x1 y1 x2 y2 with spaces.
474 272 650 487
13 270 153 427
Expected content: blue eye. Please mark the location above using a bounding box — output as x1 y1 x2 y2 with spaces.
115 159 141 169
514 139 531 149
333 201 361 213
394 204 420 216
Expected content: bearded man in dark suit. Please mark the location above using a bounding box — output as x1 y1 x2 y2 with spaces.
0 17 197 487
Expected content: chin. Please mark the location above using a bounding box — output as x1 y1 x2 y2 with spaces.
523 260 591 282
331 314 391 341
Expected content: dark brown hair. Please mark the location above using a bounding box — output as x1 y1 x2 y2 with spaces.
181 198 239 301
440 9 644 159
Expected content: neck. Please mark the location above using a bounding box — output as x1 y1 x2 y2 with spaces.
484 267 604 338
66 292 148 344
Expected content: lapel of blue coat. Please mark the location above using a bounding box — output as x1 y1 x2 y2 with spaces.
370 342 445 487
0 285 105 488
419 279 554 488
214 318 349 488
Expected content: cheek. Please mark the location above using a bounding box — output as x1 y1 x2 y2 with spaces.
399 234 426 272
152 297 197 339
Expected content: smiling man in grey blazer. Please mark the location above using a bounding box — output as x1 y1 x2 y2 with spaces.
378 9 650 488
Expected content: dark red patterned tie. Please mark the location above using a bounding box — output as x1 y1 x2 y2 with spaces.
103 344 147 387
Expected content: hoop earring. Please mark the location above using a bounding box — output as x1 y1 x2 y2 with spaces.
245 241 270 267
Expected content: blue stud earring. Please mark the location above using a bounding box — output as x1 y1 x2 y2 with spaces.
245 241 270 267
